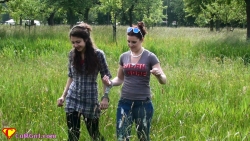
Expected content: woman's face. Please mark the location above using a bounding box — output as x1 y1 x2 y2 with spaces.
127 35 143 50
70 36 86 52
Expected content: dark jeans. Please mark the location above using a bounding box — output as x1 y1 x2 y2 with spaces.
66 111 105 141
116 98 154 141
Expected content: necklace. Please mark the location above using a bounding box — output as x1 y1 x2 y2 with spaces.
131 48 144 58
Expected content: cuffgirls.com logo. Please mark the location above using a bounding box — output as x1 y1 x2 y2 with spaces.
2 128 56 139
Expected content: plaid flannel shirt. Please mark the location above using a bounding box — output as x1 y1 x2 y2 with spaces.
65 49 112 118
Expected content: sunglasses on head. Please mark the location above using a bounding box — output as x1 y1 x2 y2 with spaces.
127 27 143 37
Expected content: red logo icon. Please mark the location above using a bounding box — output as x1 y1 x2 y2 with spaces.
2 128 16 139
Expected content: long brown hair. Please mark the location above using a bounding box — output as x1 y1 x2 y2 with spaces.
69 23 99 74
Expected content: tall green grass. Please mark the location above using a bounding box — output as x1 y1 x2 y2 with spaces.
0 25 250 140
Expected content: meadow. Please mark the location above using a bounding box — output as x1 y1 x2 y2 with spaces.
0 25 250 141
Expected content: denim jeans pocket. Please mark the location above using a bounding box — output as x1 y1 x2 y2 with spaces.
143 97 152 104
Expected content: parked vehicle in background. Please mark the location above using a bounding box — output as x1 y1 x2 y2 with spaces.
4 19 41 26
5 19 15 25
24 20 41 26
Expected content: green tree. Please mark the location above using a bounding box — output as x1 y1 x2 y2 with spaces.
167 0 188 26
184 0 217 31
137 0 166 28
4 0 25 25
245 0 250 40
1 1 10 23
44 0 99 27
39 0 65 25
98 0 122 41
196 0 245 31
0 0 8 4
184 0 249 40
3 0 51 25
0 4 3 14
42 0 102 26
98 0 165 41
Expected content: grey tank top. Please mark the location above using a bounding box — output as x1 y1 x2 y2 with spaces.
119 49 159 100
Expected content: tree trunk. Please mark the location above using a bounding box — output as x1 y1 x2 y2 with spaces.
113 14 117 42
121 9 127 25
31 20 34 25
67 8 74 28
128 5 134 27
121 3 128 25
84 8 90 23
216 20 220 32
246 0 250 40
47 12 55 26
67 8 78 28
19 17 22 26
209 19 214 31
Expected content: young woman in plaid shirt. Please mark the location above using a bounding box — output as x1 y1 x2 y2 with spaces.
57 23 111 141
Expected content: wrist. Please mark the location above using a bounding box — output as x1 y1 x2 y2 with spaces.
109 80 113 87
156 74 162 79
101 94 109 102
62 93 67 98
61 96 65 100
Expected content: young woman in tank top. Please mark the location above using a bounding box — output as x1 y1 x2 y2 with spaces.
102 21 167 141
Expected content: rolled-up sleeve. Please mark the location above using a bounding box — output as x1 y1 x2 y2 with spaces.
97 50 112 79
68 51 73 78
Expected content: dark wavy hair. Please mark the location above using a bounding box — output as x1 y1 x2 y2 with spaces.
127 21 147 40
69 23 99 74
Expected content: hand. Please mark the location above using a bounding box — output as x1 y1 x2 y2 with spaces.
150 68 162 76
100 98 109 110
57 97 65 107
102 75 112 86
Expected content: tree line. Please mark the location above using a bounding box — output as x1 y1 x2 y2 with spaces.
0 0 249 40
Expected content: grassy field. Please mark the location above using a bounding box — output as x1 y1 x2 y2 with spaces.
0 25 250 141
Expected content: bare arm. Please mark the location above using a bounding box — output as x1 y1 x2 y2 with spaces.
100 65 124 109
111 65 124 86
151 63 167 84
61 77 73 98
102 81 108 94
57 77 73 107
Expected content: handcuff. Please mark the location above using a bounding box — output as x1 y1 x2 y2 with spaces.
101 81 113 102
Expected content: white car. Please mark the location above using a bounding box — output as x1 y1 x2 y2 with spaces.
34 20 40 26
24 20 41 26
5 19 15 25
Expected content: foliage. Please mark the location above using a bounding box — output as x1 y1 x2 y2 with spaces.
195 0 246 27
0 25 250 140
184 0 246 28
4 0 45 22
169 0 185 25
98 0 166 28
98 0 122 24
0 0 249 40
139 0 166 28
0 3 3 13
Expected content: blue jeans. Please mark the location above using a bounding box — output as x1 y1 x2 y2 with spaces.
116 98 154 141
